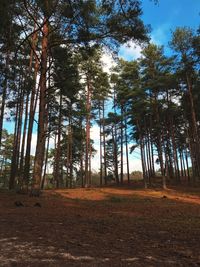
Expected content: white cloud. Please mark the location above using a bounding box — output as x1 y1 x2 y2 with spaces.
119 41 142 61
101 51 116 73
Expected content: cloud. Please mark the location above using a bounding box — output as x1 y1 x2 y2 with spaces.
101 52 116 73
119 41 142 61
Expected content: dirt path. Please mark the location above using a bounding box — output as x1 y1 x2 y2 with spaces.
0 186 200 266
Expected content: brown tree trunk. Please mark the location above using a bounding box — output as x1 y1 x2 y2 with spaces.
0 52 9 149
99 104 103 186
112 127 119 184
120 107 123 184
41 131 50 189
32 18 49 189
85 74 92 187
19 92 29 185
54 94 62 188
124 113 130 184
23 59 39 186
102 100 107 185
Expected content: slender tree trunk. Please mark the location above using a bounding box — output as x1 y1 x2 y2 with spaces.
141 137 148 189
23 60 39 186
149 115 155 178
171 120 180 183
124 113 130 184
179 150 184 178
112 127 119 184
102 100 107 185
41 131 50 189
32 18 49 189
89 136 92 185
54 94 62 188
99 104 103 186
85 74 92 187
120 107 123 184
19 92 29 185
9 80 23 189
185 150 190 183
181 150 187 179
0 52 9 149
69 125 73 188
80 129 84 188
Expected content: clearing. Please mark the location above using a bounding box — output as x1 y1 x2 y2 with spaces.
0 184 200 266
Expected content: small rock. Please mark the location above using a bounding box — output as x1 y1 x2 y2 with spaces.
34 202 41 207
14 201 24 207
29 189 41 197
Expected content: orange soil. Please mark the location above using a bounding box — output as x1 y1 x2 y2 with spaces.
0 184 200 266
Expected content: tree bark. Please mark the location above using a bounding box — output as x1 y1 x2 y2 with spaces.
32 18 49 189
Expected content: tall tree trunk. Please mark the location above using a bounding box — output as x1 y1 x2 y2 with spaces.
9 80 24 189
185 150 190 183
99 104 103 186
19 92 29 185
171 119 180 183
41 131 50 189
32 18 48 189
80 118 84 188
112 127 119 184
69 125 73 188
0 52 9 149
124 113 130 184
102 100 107 185
23 58 39 186
120 107 123 184
54 94 62 188
141 137 148 189
85 74 92 187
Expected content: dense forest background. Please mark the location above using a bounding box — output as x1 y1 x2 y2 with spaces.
0 0 200 191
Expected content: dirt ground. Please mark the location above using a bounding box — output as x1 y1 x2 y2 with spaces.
0 184 200 266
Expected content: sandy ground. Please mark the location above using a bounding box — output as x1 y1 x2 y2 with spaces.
0 184 200 266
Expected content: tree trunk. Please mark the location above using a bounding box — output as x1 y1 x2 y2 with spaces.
0 52 9 149
85 74 92 187
23 58 39 186
102 100 107 185
120 107 123 184
19 92 29 185
32 18 48 189
41 131 50 189
99 104 103 186
9 80 24 189
124 113 130 184
54 94 62 188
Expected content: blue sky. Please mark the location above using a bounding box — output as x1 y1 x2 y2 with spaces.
119 0 200 60
143 0 199 46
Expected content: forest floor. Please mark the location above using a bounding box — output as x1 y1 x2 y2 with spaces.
0 183 200 266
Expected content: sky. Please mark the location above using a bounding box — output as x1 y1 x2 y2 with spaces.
119 0 200 60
